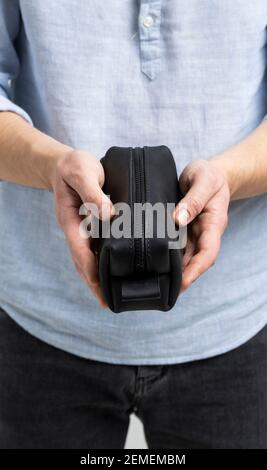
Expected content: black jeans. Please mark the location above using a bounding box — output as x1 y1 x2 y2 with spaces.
0 308 266 449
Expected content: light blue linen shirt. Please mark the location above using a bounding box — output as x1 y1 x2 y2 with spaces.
0 0 267 364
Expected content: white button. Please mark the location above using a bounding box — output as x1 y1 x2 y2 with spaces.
143 15 154 28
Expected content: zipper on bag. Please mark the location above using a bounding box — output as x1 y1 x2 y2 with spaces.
133 147 146 272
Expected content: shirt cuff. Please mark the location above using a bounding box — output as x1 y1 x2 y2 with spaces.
0 94 33 126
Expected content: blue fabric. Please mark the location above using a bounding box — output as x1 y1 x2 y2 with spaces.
0 0 267 365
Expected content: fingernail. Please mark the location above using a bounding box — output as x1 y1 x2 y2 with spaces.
110 204 115 217
101 202 113 220
177 208 189 226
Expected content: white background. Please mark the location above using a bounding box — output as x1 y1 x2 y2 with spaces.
125 415 148 449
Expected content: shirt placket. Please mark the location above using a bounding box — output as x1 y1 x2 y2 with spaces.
138 0 162 80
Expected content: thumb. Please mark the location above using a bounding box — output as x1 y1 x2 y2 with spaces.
79 176 115 220
174 185 214 226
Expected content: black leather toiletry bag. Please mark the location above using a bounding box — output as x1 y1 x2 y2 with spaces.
97 146 182 313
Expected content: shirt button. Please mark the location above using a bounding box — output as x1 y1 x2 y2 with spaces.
143 15 154 28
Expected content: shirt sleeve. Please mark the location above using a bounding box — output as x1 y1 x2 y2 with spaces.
0 0 32 124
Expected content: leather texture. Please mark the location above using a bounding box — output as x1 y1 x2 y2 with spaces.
97 146 182 313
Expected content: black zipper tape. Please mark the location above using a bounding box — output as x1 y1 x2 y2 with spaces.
133 147 146 272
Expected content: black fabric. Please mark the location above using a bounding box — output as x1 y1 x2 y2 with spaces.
98 146 182 313
0 308 266 449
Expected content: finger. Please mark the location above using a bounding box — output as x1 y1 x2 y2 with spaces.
182 228 221 290
75 261 105 304
75 243 107 307
174 176 218 227
76 175 114 221
77 263 107 308
182 237 195 269
90 283 108 308
63 209 107 306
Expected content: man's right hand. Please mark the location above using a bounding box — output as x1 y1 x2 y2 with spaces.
52 150 114 307
0 113 114 307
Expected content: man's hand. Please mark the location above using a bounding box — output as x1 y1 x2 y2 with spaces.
52 150 114 307
0 113 114 306
174 160 230 291
2 113 267 299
